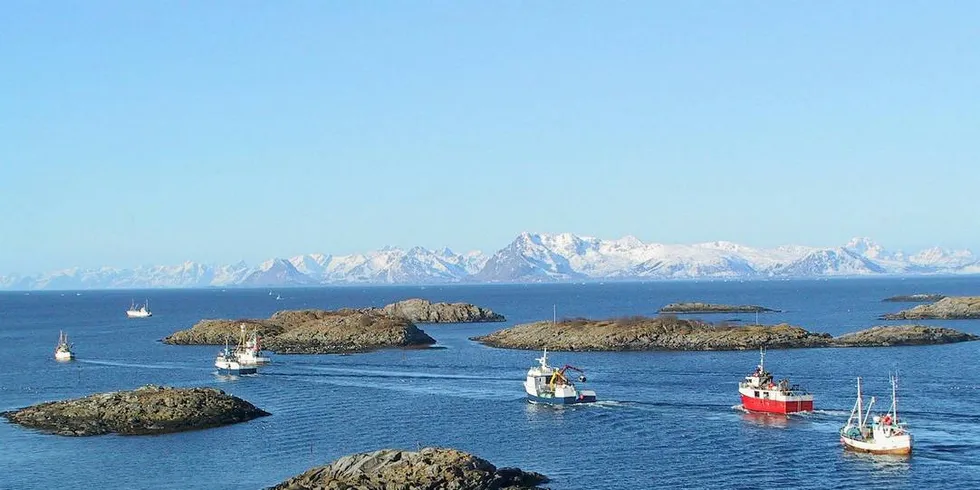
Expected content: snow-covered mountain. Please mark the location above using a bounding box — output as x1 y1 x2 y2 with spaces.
1 234 977 289
474 233 978 282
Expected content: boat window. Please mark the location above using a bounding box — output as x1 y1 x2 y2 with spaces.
754 391 759 397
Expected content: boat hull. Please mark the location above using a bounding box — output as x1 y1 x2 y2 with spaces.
741 394 813 414
216 366 257 375
126 312 151 318
54 352 74 362
527 393 597 405
841 435 912 455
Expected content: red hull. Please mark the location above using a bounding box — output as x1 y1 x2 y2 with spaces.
741 394 813 414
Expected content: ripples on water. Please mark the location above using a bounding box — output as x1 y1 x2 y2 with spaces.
1 278 979 489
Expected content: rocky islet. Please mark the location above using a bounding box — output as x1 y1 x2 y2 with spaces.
659 302 779 313
268 447 548 490
473 316 978 351
880 296 980 320
1 385 269 436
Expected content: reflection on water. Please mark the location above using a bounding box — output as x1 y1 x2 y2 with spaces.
737 408 806 429
840 450 912 472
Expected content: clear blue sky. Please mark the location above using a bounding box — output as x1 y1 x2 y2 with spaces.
2 2 978 275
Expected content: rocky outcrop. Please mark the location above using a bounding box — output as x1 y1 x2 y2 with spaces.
882 294 946 303
833 326 979 346
473 316 979 351
1 385 268 436
880 296 980 319
269 447 548 490
380 298 505 323
474 316 830 351
164 309 436 354
659 302 778 313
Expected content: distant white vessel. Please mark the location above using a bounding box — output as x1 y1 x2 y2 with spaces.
840 376 912 455
275 294 282 300
126 299 152 318
235 324 271 366
54 331 75 361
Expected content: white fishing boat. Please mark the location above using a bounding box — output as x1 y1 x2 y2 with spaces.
54 330 75 361
840 376 912 455
524 348 597 405
235 324 271 366
215 339 257 375
126 299 152 318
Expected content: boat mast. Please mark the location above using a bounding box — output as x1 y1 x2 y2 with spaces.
891 373 899 422
864 394 876 428
854 377 864 427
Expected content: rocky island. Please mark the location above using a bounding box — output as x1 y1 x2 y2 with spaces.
659 302 778 313
833 325 978 346
269 447 548 490
472 316 978 351
164 309 436 354
379 298 505 323
1 385 268 436
880 296 980 319
882 294 947 303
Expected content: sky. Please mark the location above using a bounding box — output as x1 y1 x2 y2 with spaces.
1 2 978 275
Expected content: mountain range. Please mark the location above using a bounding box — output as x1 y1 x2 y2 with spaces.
2 234 978 290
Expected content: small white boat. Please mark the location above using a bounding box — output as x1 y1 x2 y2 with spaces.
126 299 152 318
275 294 282 300
235 324 271 366
215 341 256 375
524 348 596 405
54 330 75 361
840 376 912 455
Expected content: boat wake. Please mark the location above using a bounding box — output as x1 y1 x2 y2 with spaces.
78 359 200 371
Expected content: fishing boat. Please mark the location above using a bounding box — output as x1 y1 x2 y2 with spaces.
738 347 813 414
126 299 152 318
215 340 257 375
235 324 271 366
840 376 912 455
54 331 75 361
524 348 597 405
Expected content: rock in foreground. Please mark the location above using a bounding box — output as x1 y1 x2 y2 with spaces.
269 447 548 490
834 326 979 346
882 294 946 303
473 316 979 351
659 302 778 313
880 296 980 319
381 298 505 323
164 309 436 354
1 385 268 436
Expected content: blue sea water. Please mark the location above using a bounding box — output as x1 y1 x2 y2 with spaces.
1 278 979 489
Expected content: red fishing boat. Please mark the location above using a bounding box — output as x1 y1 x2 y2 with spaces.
738 348 813 414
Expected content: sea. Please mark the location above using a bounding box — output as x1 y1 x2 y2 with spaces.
1 277 979 489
